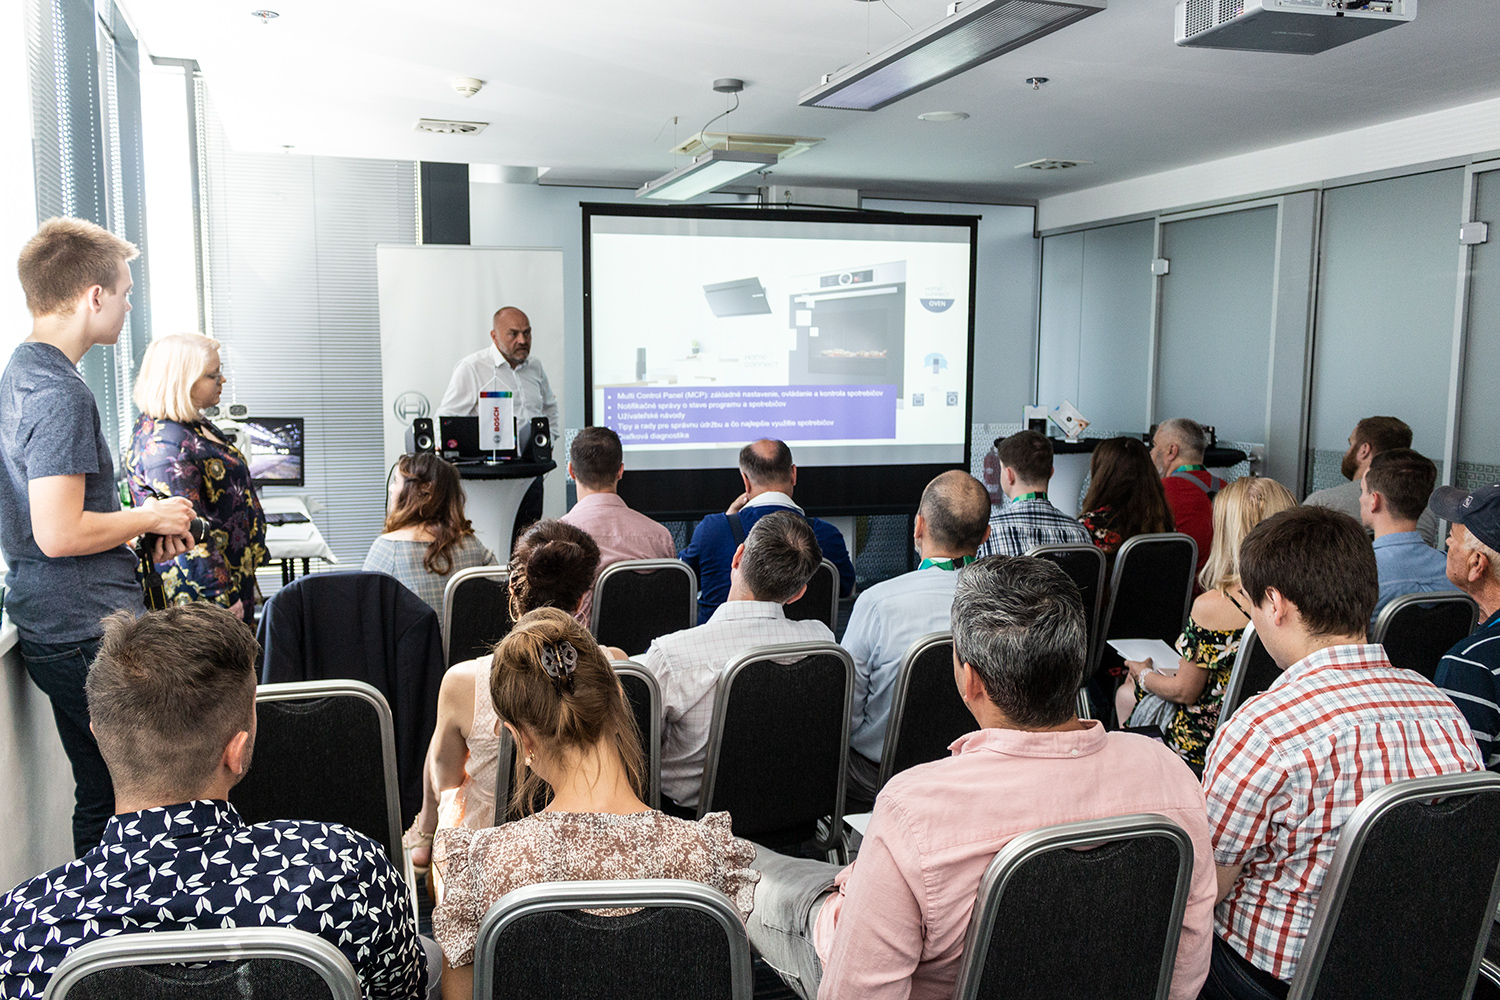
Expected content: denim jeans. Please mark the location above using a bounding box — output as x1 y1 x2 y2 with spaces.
1198 935 1291 1000
19 636 113 857
743 845 840 1000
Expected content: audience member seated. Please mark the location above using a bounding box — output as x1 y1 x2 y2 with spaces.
364 452 496 611
843 471 991 810
558 425 676 624
976 429 1091 558
404 518 611 866
1077 435 1176 575
679 439 854 624
643 511 833 812
1120 476 1296 767
1199 506 1480 1000
1432 483 1500 772
1305 415 1440 546
743 555 1215 1000
0 604 433 1000
1151 417 1223 573
1359 447 1449 629
431 607 759 1000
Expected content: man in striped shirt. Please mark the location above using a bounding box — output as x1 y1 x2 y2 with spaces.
1199 506 1481 1000
976 430 1090 558
1431 482 1500 770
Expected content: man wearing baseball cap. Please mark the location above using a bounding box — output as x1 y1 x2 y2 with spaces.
1431 482 1500 771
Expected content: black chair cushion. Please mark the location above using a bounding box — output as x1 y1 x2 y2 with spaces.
449 576 513 666
595 569 694 656
885 641 972 781
619 673 656 784
63 959 335 1000
1381 601 1477 681
784 563 835 627
1031 548 1104 642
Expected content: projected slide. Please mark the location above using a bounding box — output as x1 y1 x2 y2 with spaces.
587 210 973 474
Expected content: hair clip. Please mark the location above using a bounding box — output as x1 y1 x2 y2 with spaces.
540 640 578 692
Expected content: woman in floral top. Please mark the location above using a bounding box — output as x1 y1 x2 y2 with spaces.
1120 476 1297 766
126 334 266 620
1076 436 1175 574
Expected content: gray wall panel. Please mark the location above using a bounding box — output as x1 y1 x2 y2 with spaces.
1037 231 1084 411
1078 221 1154 433
1458 168 1500 472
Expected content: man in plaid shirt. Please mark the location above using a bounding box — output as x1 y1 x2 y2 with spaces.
1199 506 1481 1000
976 430 1090 558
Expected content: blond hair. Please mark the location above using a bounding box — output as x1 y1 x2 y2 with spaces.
17 217 137 317
133 333 219 422
1198 476 1298 593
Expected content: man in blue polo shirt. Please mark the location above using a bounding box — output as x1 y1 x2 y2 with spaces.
1432 482 1500 770
1359 448 1449 630
679 439 854 624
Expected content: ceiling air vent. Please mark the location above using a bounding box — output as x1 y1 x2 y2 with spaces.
1015 158 1093 170
414 119 488 135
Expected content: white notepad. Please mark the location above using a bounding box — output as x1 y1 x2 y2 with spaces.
1107 639 1182 674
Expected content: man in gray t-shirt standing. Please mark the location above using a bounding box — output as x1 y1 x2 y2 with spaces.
6 218 193 855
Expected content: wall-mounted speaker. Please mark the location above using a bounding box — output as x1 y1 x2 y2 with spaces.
522 417 551 462
406 417 435 454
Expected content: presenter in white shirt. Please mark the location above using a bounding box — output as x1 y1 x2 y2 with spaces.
438 306 560 542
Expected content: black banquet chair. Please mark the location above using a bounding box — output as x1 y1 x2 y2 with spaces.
471 879 753 1000
1215 622 1283 735
1284 771 1500 1000
1089 533 1198 723
613 659 663 810
952 813 1196 1000
698 641 852 859
1371 590 1480 681
44 927 362 1000
877 632 971 790
590 559 697 656
442 565 514 666
1026 543 1107 669
783 559 839 630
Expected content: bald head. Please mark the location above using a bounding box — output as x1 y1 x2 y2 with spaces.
739 439 795 492
490 306 532 367
918 471 992 554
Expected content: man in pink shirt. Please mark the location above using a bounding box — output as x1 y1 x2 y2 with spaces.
744 555 1217 1000
558 426 676 626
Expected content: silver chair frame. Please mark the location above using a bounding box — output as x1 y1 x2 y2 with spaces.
1287 771 1500 1000
589 558 698 641
441 565 511 665
1371 589 1480 646
1215 621 1276 735
472 879 753 1000
953 813 1195 1000
44 927 362 1000
875 631 957 788
1091 532 1198 680
613 659 663 810
1026 542 1107 667
698 641 854 857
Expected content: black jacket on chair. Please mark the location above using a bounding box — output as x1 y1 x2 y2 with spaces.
257 571 445 825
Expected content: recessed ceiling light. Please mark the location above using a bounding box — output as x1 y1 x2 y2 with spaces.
918 111 969 123
1025 76 1049 90
249 9 278 24
1015 157 1092 170
414 119 489 135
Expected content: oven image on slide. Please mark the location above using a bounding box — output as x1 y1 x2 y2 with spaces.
786 261 906 397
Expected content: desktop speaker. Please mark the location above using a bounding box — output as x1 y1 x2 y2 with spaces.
406 417 435 455
522 417 551 462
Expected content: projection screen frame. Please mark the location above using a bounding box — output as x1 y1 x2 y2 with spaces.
582 202 978 519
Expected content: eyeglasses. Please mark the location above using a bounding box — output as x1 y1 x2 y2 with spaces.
204 370 225 382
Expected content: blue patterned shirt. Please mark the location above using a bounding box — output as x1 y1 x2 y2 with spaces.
0 800 425 1000
976 496 1092 559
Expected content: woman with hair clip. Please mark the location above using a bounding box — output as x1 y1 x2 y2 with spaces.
126 333 267 619
364 452 496 611
1118 475 1298 768
430 607 758 998
1076 436 1176 573
402 519 624 867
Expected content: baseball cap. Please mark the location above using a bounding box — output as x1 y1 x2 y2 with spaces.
1429 483 1500 553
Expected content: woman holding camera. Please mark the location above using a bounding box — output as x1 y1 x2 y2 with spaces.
126 333 267 620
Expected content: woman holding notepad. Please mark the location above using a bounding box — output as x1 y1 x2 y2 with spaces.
1118 476 1297 767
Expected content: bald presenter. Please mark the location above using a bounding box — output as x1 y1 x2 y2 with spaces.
438 305 560 537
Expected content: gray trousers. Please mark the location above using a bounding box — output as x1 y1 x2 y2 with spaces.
745 846 841 1000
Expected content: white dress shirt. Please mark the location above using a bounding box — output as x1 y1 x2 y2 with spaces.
640 600 834 808
437 344 560 431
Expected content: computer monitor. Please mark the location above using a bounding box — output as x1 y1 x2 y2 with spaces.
241 416 305 488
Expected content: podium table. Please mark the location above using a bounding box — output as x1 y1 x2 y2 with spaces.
456 459 558 558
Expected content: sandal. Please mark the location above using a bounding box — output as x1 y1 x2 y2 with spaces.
402 824 435 871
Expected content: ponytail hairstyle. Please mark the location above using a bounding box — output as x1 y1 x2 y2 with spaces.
490 607 644 817
507 519 601 621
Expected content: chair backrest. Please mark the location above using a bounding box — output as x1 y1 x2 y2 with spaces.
230 681 402 862
783 559 839 630
43 927 362 1000
953 813 1195 1000
443 566 513 666
472 879 752 1000
590 560 697 656
1092 533 1198 680
1371 591 1480 681
877 632 971 788
614 660 663 810
1215 622 1283 735
1287 772 1500 1000
1027 544 1107 667
698 642 853 843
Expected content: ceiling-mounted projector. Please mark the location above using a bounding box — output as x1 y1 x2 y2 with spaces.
1175 0 1414 53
